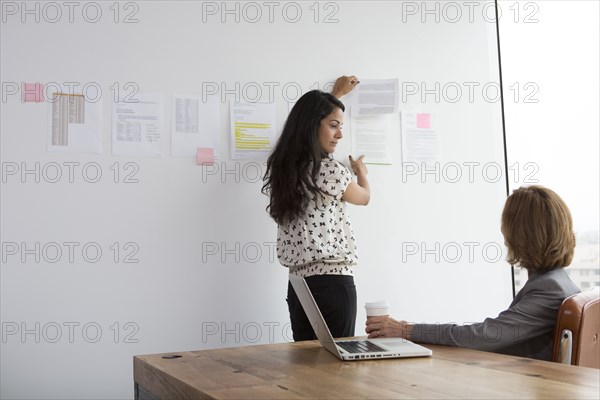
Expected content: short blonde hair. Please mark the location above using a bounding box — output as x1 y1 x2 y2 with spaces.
501 185 575 272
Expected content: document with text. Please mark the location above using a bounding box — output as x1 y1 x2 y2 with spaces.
112 92 165 157
171 95 220 161
47 92 102 154
230 102 276 160
351 110 393 165
352 78 399 116
401 111 440 163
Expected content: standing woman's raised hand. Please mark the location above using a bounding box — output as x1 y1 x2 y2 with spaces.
332 75 360 98
349 155 368 176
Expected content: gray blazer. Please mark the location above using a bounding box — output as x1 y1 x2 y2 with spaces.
410 268 580 361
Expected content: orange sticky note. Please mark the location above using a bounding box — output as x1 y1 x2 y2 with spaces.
196 148 215 165
416 113 430 129
22 83 44 103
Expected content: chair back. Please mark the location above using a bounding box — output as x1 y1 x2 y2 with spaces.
552 287 600 368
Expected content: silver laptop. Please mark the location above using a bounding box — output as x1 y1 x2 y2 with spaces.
289 275 432 361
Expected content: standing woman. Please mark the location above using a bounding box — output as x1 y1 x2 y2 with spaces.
262 76 370 341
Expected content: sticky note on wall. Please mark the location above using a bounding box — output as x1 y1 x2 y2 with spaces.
416 113 430 129
196 147 215 165
22 83 45 103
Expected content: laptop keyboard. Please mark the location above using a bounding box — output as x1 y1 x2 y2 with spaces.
336 340 386 354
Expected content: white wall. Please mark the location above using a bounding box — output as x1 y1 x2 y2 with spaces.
1 1 509 398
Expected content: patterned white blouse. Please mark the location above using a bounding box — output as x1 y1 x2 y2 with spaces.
277 159 358 277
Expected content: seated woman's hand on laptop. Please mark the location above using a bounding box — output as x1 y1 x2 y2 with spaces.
366 316 414 339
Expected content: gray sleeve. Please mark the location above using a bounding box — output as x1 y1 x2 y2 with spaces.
410 288 562 352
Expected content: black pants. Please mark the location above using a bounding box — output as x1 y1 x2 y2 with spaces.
287 275 357 341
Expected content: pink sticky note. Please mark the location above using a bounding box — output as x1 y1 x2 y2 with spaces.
196 148 215 165
416 113 430 129
22 83 45 103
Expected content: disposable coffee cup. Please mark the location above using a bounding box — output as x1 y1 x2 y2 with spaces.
365 301 390 317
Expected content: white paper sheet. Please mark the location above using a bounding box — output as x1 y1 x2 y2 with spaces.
352 78 399 116
230 102 276 160
47 93 103 154
401 111 440 163
112 93 164 157
171 95 220 160
351 109 393 165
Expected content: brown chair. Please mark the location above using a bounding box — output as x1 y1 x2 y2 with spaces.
552 287 600 368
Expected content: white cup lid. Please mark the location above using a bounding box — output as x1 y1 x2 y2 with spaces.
365 300 389 308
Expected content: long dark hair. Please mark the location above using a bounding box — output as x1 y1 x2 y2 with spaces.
262 90 345 225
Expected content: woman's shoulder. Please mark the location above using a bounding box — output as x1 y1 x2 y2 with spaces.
320 158 350 175
521 268 580 298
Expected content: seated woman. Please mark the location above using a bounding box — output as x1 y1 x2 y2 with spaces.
365 185 580 361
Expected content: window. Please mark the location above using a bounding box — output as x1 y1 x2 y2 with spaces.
499 1 600 294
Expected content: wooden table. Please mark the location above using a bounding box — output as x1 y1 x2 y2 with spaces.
133 340 600 399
